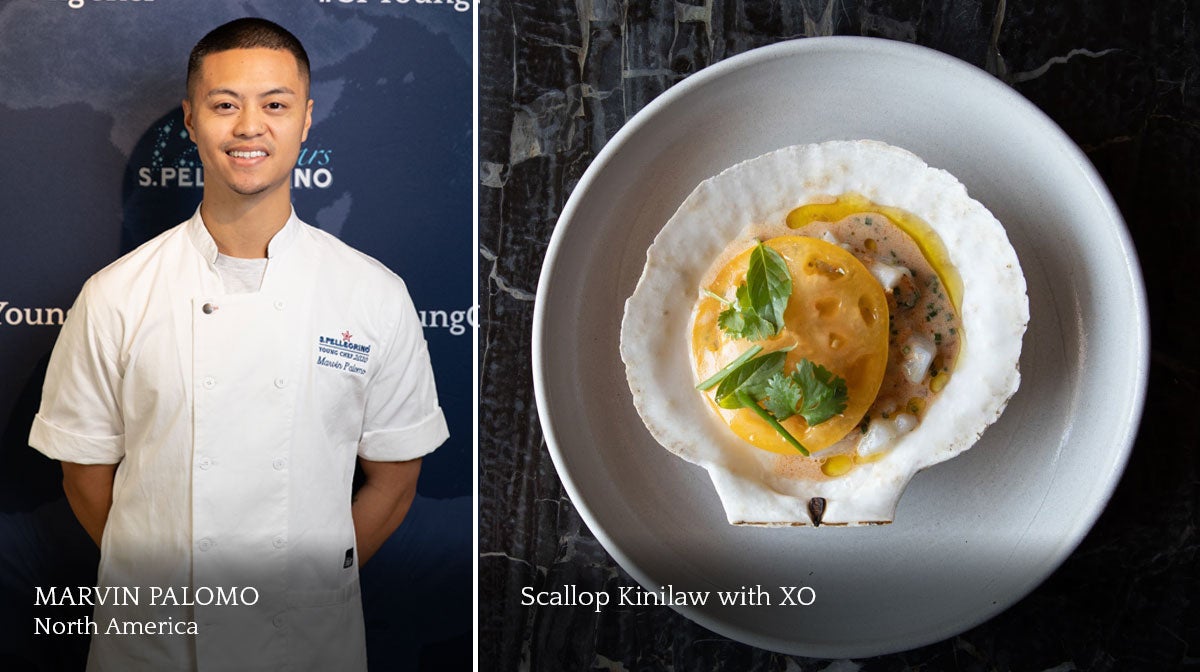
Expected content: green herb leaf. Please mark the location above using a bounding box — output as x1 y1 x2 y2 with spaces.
793 359 849 425
716 285 751 334
747 243 791 330
717 243 792 340
759 359 849 425
715 305 745 334
713 350 787 409
700 351 838 457
762 372 803 421
695 345 763 391
718 285 775 340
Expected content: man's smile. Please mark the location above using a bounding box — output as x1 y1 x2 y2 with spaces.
226 146 271 164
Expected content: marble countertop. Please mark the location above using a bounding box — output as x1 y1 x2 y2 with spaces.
478 1 1199 669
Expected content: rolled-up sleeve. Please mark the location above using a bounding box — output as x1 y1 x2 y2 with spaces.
357 282 448 462
28 281 125 464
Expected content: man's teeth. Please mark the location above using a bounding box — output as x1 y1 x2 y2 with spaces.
229 150 267 158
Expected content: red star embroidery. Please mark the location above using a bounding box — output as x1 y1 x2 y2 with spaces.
341 330 353 341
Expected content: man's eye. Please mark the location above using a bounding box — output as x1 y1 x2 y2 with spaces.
266 102 286 111
215 102 236 111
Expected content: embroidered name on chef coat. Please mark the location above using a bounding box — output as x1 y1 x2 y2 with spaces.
315 330 372 375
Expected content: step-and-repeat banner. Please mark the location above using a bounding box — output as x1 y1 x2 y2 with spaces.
0 1 472 668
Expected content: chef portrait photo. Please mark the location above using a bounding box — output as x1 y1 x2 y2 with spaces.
0 3 471 671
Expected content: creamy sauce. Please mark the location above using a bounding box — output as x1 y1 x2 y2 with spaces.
785 195 963 477
786 192 963 312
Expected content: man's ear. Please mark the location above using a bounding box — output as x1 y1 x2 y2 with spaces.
301 98 313 143
181 99 195 143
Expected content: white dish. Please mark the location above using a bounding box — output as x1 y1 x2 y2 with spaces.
532 37 1147 658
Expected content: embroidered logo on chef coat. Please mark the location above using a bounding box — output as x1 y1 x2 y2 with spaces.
315 331 372 375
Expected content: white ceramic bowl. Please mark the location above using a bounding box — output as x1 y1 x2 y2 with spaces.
532 37 1147 658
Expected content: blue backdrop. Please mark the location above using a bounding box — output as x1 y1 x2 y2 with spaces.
0 1 472 669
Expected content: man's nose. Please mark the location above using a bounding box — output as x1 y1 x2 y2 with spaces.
233 108 266 137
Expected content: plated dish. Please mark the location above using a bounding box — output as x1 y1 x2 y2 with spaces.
620 140 1029 527
533 37 1146 657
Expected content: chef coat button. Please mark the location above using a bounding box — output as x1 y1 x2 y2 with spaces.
272 614 285 628
202 303 216 315
197 538 214 552
272 458 287 471
273 377 287 389
273 300 285 311
272 536 287 549
202 377 216 389
198 457 212 470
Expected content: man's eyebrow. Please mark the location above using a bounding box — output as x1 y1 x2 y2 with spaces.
204 87 298 99
205 88 243 99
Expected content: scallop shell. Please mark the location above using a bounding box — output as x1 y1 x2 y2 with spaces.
619 140 1028 526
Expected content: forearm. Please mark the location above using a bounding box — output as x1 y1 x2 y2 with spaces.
351 457 421 566
61 462 118 547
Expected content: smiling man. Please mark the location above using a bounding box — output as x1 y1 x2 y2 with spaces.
28 18 448 671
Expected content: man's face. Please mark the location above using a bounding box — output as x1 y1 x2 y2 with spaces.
182 48 313 203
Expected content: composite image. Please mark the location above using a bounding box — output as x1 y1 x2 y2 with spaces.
1 0 1196 670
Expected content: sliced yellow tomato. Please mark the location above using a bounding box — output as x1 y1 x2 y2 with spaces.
691 236 889 454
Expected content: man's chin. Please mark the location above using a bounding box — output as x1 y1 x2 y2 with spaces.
231 183 273 197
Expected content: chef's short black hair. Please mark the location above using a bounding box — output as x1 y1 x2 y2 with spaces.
187 18 310 96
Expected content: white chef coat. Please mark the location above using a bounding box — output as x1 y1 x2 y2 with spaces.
29 208 449 671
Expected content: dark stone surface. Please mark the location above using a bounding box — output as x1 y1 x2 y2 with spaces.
479 1 1199 670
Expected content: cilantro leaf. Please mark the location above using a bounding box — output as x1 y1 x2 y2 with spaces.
717 285 773 341
762 372 803 421
717 243 792 340
793 359 849 425
717 305 747 335
755 360 850 426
